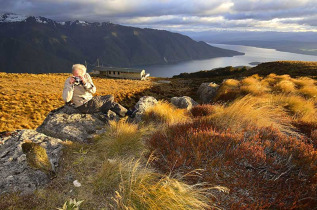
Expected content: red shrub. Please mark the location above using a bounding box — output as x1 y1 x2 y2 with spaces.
146 119 317 209
190 104 216 117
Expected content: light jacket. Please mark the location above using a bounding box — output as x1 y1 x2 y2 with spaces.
62 72 96 108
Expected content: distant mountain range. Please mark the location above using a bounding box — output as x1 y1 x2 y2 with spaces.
0 13 243 73
221 40 317 56
185 30 317 56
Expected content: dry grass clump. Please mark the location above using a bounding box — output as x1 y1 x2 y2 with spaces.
240 75 270 95
210 75 317 134
113 159 220 210
272 94 317 123
273 79 296 93
291 77 316 87
213 79 240 101
95 119 146 158
93 159 122 196
213 74 317 103
299 85 317 98
207 95 293 134
142 100 192 125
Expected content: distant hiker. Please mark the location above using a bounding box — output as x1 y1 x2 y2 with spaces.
62 64 134 117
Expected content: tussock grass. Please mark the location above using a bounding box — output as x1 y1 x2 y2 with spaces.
93 159 122 196
291 77 316 87
299 85 317 98
240 76 269 95
274 80 296 93
113 158 221 210
95 119 146 158
208 95 293 134
272 94 317 123
213 79 240 101
210 75 317 133
143 100 192 125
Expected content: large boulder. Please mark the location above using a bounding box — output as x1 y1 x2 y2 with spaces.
128 96 158 123
36 105 117 142
171 96 198 110
0 129 63 195
197 82 219 103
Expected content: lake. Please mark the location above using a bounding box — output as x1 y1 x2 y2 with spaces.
141 43 317 78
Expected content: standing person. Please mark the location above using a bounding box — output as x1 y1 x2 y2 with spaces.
62 64 128 117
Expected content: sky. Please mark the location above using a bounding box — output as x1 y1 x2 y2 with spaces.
1 0 317 32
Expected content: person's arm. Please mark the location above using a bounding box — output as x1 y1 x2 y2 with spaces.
62 77 74 103
83 73 96 94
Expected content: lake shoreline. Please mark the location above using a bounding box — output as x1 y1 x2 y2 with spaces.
141 43 317 78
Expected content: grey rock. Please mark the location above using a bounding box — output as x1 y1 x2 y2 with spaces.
102 110 121 122
171 96 198 110
0 129 63 195
36 105 113 142
197 82 219 104
127 96 158 123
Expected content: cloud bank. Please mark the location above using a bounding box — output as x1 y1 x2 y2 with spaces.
0 0 317 32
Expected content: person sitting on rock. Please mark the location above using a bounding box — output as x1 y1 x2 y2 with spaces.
62 64 132 117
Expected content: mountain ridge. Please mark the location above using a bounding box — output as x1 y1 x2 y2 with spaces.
0 13 243 73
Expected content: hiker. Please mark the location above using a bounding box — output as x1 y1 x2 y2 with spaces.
62 64 135 117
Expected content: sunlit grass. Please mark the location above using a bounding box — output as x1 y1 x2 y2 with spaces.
272 94 317 124
113 158 222 210
273 80 296 93
143 100 192 125
299 85 317 98
0 72 153 132
95 119 147 158
207 95 293 134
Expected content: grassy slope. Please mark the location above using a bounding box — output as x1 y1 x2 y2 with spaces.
0 73 194 132
147 73 317 209
174 60 317 80
1 61 317 209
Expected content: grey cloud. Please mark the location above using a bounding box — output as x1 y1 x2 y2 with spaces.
0 0 316 31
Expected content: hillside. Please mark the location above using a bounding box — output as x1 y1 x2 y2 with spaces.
174 61 317 82
2 61 317 132
0 13 243 73
246 61 317 77
1 63 317 209
0 73 192 132
1 59 317 209
223 40 317 56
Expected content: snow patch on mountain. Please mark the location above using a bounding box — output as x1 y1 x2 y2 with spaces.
0 13 112 27
35 17 48 24
0 13 28 22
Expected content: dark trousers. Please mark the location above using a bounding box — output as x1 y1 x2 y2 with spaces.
76 95 127 117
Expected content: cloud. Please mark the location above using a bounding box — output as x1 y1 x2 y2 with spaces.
0 0 316 32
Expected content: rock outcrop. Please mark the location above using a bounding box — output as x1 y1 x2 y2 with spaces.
0 129 63 195
127 96 158 123
197 82 219 103
36 105 117 142
171 96 198 110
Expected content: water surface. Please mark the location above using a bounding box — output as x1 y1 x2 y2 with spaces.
141 43 317 78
